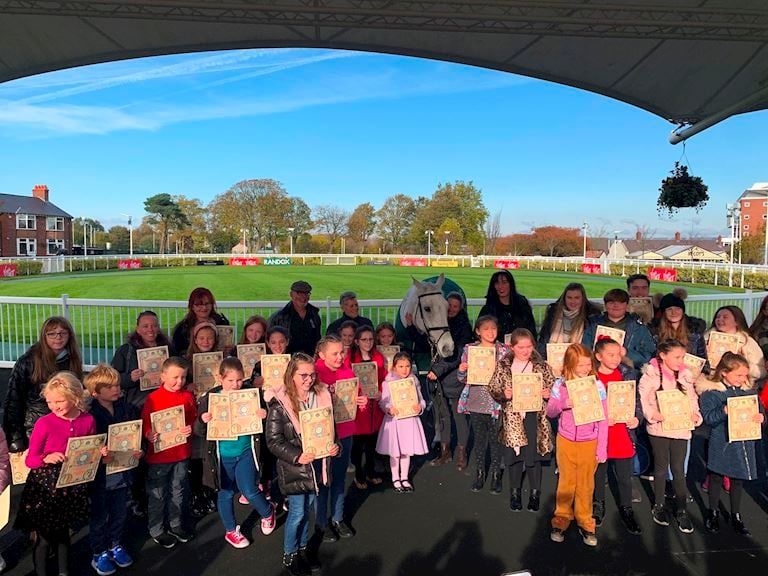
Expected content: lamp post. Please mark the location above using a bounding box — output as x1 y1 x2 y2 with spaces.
425 229 434 266
582 220 589 259
120 213 133 256
83 219 88 257
287 227 295 255
444 230 451 256
240 228 247 253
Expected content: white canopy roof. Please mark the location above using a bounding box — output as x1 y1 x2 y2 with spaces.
1 1 767 141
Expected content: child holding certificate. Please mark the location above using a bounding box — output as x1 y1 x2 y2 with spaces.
592 338 642 535
376 352 428 493
639 339 702 533
546 344 608 547
16 371 100 576
85 365 143 575
141 357 196 549
456 315 506 494
699 353 765 536
195 357 276 549
375 322 397 347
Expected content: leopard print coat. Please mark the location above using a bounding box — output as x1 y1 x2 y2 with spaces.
488 353 554 456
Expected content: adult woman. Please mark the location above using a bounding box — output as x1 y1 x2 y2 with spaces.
2 316 82 452
648 293 707 359
705 306 766 385
479 270 537 341
537 283 600 357
748 294 768 358
171 287 229 357
111 310 172 412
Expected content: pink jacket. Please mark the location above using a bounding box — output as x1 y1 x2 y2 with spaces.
546 377 608 462
0 429 9 492
639 359 702 440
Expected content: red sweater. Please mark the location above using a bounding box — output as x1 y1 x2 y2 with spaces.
141 385 197 464
597 369 635 459
316 359 359 440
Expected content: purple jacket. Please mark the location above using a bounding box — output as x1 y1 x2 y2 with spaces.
546 377 608 462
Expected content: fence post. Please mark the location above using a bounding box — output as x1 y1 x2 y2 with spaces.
325 297 332 326
741 268 745 289
61 293 69 319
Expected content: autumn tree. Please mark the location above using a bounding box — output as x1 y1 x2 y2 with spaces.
377 194 417 253
738 224 766 264
530 226 582 257
107 226 130 252
144 194 188 254
173 195 208 252
484 210 503 254
284 198 313 252
314 205 349 252
347 202 377 253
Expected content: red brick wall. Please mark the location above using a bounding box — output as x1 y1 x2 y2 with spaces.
739 198 767 237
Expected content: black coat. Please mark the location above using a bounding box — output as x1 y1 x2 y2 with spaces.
430 309 474 399
326 314 373 336
268 302 322 356
480 296 537 341
171 311 229 357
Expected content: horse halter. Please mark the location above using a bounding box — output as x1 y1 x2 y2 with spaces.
416 291 451 356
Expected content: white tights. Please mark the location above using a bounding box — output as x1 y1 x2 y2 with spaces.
390 456 411 481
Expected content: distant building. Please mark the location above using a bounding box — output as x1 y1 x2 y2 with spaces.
0 185 73 257
609 231 727 262
736 182 768 237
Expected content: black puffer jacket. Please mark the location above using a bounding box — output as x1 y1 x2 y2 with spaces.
430 308 474 399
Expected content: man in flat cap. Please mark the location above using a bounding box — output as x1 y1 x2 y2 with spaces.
268 280 322 355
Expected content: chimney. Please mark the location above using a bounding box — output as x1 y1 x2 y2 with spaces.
674 231 681 242
717 235 723 244
635 230 642 241
32 185 49 202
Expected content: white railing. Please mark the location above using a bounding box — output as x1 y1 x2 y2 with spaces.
2 292 766 369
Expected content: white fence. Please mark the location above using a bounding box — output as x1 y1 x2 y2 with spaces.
1 292 766 369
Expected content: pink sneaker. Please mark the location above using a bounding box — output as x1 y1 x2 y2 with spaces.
724 476 731 494
261 503 277 536
238 494 249 505
224 526 249 549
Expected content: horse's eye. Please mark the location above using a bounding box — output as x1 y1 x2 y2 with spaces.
423 306 431 313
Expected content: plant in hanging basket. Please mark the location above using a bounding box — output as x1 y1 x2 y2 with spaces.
657 162 709 216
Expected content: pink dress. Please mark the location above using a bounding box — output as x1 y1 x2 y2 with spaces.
376 373 428 457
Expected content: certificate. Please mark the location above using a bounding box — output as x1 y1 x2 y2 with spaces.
706 331 741 369
389 378 420 419
594 326 625 348
656 389 694 432
727 395 761 442
467 347 496 385
299 407 336 458
107 419 142 475
0 486 9 531
352 362 379 398
229 389 264 436
628 297 653 324
546 343 571 377
332 377 359 424
683 354 707 379
207 394 237 441
216 325 235 351
193 351 223 395
377 345 400 371
511 373 543 413
151 405 187 452
503 333 512 346
237 343 266 380
56 433 107 488
10 450 30 485
137 345 168 391
607 381 636 424
262 354 291 390
568 376 605 426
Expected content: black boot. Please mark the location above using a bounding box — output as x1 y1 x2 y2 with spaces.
509 488 522 511
731 513 750 536
704 509 720 533
527 489 541 513
298 547 321 575
283 552 310 576
471 467 485 492
489 468 502 495
619 506 642 535
592 500 605 527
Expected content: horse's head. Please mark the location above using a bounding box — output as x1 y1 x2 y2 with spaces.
401 274 455 358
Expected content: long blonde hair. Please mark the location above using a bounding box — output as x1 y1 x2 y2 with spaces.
709 352 752 389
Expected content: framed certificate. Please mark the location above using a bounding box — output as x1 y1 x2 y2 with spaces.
546 343 571 377
299 407 335 458
137 345 169 391
504 333 512 346
332 377 359 424
511 373 543 413
628 297 653 324
352 362 379 398
193 351 223 396
656 389 694 432
151 405 187 452
237 343 266 380
262 354 291 390
216 325 235 351
568 376 605 426
207 394 237 441
706 331 741 369
607 381 636 424
229 389 264 436
467 347 496 385
56 433 107 488
0 486 9 531
107 419 142 475
377 345 400 371
594 326 625 348
683 354 706 379
389 378 420 419
10 451 29 485
727 395 761 442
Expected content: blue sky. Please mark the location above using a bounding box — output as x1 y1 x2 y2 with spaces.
1 48 766 239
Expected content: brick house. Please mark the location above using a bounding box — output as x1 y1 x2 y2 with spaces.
0 185 73 257
737 182 768 237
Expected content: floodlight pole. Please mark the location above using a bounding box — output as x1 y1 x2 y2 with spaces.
425 229 433 266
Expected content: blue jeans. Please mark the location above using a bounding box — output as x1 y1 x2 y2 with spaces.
89 485 128 553
146 460 189 538
218 449 272 532
284 493 316 554
316 435 352 528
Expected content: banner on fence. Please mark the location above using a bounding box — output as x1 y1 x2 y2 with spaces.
263 257 292 266
118 259 141 270
229 257 260 267
649 267 677 282
0 264 17 277
399 258 427 267
434 260 460 268
494 259 520 270
581 263 602 275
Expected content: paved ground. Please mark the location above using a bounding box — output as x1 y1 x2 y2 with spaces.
1 368 768 576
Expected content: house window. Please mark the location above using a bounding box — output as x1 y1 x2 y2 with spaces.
744 214 750 220
744 225 750 231
47 239 65 255
46 216 64 231
16 214 36 230
744 202 751 207
764 201 768 207
17 238 37 256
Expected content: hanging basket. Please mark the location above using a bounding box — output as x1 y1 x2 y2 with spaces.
657 162 709 216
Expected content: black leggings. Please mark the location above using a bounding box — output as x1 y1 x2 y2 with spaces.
351 433 378 483
505 453 542 491
594 457 633 508
708 472 743 513
469 413 502 473
34 529 70 576
649 436 688 506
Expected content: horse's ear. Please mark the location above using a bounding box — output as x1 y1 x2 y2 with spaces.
435 273 445 289
411 276 420 286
